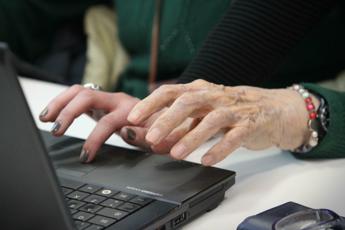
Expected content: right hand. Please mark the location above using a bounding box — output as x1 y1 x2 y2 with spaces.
39 85 139 163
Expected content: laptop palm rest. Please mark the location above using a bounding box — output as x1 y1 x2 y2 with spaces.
41 130 235 205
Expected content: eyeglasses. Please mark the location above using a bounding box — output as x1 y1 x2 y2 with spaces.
274 209 345 230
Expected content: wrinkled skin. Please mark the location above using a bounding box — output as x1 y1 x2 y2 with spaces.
128 79 320 165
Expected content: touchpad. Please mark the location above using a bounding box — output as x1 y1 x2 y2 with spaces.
40 130 235 204
40 130 111 176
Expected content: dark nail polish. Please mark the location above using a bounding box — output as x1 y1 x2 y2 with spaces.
51 121 61 134
80 149 89 163
127 128 136 141
39 107 48 118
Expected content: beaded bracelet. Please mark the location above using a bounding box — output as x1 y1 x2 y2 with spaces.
291 84 319 153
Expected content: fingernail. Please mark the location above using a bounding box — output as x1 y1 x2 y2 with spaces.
202 155 215 166
128 111 140 123
126 128 136 141
39 107 48 118
171 144 187 159
50 121 61 134
80 149 89 163
146 128 161 144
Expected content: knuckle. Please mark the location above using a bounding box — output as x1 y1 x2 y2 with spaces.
114 92 127 98
192 79 207 85
204 110 225 126
153 118 168 131
99 114 116 129
156 84 177 97
78 89 95 102
223 136 236 147
176 92 197 106
59 108 76 119
70 84 83 92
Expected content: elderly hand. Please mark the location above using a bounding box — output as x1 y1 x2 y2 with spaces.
39 84 139 163
128 80 319 165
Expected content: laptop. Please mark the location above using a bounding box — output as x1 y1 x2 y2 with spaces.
0 43 236 230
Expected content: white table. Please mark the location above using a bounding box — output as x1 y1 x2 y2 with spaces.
20 77 345 230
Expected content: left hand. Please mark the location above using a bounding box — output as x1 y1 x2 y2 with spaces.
128 79 317 166
39 85 140 163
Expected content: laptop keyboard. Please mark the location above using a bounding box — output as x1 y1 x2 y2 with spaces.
60 178 154 230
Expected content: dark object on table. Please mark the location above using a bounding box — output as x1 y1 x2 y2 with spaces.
237 202 345 230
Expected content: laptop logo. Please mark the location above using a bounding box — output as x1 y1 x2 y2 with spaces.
126 186 163 197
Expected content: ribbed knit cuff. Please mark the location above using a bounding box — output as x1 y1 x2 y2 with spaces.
293 83 345 158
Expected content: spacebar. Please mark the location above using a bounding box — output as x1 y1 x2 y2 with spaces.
109 200 177 230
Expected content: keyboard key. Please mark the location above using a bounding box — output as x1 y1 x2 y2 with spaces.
96 189 118 197
74 220 90 230
62 187 73 195
83 195 106 204
97 207 128 220
67 200 86 209
101 199 123 208
73 211 94 221
113 192 134 201
79 204 102 213
67 191 90 200
130 196 153 206
60 178 85 190
88 215 116 227
84 225 104 230
117 202 140 213
79 184 102 194
70 209 78 214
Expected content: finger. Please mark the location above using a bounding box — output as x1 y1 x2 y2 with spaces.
169 109 234 160
151 118 198 154
201 127 250 166
119 126 152 152
128 84 186 124
51 90 115 136
120 118 197 154
119 109 168 151
145 91 211 145
39 84 84 122
81 111 130 163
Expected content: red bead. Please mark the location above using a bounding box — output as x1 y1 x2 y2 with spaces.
305 97 312 103
309 112 317 120
307 103 315 111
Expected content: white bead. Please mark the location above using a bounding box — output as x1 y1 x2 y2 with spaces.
298 88 305 94
293 84 300 91
309 138 318 147
311 131 318 138
302 92 310 98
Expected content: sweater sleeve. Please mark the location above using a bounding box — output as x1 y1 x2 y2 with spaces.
293 83 345 158
177 0 335 86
